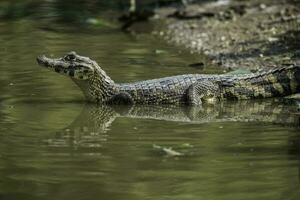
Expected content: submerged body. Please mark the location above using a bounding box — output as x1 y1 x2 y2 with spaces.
37 52 300 105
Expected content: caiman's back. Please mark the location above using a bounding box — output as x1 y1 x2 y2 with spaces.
118 74 222 104
118 65 300 104
220 65 300 100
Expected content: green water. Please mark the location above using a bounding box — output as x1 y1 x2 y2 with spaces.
1 4 300 200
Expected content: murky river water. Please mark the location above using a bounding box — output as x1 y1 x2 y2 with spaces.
0 3 300 200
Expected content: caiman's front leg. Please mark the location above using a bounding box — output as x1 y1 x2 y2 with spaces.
107 92 134 105
187 80 220 105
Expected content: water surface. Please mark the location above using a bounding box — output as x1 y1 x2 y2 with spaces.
0 5 300 200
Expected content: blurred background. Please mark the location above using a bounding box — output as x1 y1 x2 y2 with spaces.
0 1 300 200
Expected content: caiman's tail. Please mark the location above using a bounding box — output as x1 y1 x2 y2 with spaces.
221 65 300 99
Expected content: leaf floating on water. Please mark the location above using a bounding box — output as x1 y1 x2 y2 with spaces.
85 18 115 28
153 144 183 157
179 143 194 148
86 18 99 25
154 49 166 54
163 148 183 157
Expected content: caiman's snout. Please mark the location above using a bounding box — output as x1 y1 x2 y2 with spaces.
36 55 49 67
36 52 96 80
36 54 69 70
36 55 43 65
36 55 60 69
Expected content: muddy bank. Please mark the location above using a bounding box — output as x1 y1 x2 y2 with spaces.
150 0 300 70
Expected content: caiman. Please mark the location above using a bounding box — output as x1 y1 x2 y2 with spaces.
36 51 300 105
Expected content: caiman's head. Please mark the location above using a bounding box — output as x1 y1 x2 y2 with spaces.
37 51 96 80
37 51 117 102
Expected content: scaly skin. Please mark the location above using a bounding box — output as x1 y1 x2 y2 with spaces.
36 51 300 104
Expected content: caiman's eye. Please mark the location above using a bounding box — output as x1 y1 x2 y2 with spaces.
64 52 77 61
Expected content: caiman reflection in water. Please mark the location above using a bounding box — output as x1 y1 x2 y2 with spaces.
44 99 300 149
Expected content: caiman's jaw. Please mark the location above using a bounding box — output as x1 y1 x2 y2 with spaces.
37 51 95 80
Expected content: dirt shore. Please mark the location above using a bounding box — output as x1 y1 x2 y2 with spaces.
151 0 300 70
